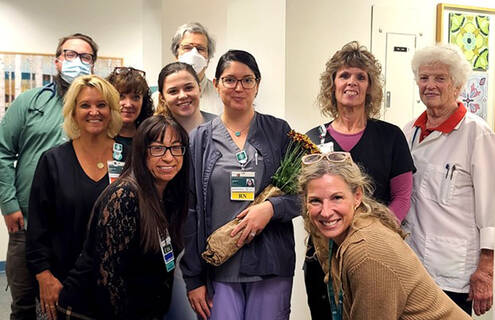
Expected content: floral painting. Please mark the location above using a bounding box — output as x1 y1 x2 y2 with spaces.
448 13 489 70
460 73 488 120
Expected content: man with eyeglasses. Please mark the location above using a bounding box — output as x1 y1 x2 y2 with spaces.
0 33 98 319
170 22 223 115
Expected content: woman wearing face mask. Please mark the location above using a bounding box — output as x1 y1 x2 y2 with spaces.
182 50 299 320
156 62 216 133
298 152 470 319
303 41 415 319
106 67 153 159
26 75 122 320
170 22 223 115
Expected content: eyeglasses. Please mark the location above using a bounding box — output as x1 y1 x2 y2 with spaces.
113 66 146 77
302 152 351 165
63 49 95 65
220 77 258 89
179 44 208 55
148 145 186 157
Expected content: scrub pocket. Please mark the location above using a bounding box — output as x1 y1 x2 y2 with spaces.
419 163 455 205
424 234 466 279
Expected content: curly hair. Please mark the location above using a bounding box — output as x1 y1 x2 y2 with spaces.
106 68 153 128
411 43 471 89
298 157 406 283
318 41 383 119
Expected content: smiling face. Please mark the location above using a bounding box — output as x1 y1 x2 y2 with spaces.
306 174 362 245
417 63 460 111
74 86 111 137
160 70 200 119
334 66 369 110
119 92 143 125
146 127 184 193
214 61 259 113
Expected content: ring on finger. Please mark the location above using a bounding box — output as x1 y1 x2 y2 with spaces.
250 232 256 237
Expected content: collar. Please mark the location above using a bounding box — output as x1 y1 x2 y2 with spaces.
413 102 466 142
200 75 209 97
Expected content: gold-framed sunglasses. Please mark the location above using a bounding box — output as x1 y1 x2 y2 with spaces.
301 151 351 165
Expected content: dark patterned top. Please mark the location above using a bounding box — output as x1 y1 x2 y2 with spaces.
60 181 174 319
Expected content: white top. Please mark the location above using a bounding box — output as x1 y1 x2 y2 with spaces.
200 76 223 115
402 111 495 293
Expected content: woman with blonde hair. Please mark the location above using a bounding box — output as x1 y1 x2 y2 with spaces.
299 152 470 319
26 75 123 320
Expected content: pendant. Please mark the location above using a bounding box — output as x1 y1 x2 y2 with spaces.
97 162 105 169
235 131 241 137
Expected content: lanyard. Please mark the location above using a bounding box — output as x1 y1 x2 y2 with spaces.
327 239 343 320
410 126 420 147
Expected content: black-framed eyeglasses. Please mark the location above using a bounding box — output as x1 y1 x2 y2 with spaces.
148 145 186 157
63 49 95 65
179 44 208 55
302 152 351 165
113 66 146 77
220 76 258 89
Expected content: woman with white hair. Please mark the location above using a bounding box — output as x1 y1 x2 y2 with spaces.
403 43 495 316
168 22 223 115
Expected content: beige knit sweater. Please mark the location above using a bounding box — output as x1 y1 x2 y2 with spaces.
330 216 471 320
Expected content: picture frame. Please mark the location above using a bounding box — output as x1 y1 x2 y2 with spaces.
0 51 123 118
436 3 495 126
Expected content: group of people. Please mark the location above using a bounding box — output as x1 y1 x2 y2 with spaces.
0 21 492 320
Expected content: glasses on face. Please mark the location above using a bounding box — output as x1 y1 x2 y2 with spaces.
63 49 95 65
180 44 208 55
148 145 186 157
302 152 351 165
113 66 146 77
220 76 258 89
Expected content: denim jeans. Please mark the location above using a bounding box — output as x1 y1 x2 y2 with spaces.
6 230 37 320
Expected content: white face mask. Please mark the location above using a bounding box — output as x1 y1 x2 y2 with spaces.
178 47 207 75
60 58 91 84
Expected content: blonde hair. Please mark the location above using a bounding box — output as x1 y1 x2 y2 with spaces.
318 41 383 119
298 158 406 283
63 75 122 139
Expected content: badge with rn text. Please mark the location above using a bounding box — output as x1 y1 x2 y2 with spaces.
230 171 255 201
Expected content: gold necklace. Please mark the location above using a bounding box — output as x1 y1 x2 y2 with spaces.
96 162 105 169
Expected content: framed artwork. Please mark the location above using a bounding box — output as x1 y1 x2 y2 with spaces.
436 4 495 124
0 52 123 118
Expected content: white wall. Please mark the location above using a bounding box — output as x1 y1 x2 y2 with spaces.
0 0 493 319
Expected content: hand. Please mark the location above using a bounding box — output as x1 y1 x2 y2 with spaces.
187 285 212 320
468 249 493 316
231 201 274 247
3 211 24 233
36 270 63 320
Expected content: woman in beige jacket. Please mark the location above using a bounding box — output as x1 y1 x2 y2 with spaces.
298 152 470 319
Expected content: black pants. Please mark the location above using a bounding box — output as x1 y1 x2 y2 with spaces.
304 237 332 320
444 291 472 315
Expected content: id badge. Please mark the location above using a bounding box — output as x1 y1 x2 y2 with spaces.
159 230 175 272
230 171 255 201
107 161 125 184
318 141 334 154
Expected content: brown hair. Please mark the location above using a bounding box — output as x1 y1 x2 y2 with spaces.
318 41 383 119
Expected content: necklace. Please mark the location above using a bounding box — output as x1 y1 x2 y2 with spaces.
96 162 105 169
223 121 249 137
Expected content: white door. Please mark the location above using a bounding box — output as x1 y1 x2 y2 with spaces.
383 33 418 129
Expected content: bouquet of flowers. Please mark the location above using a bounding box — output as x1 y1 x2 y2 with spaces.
202 130 319 266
